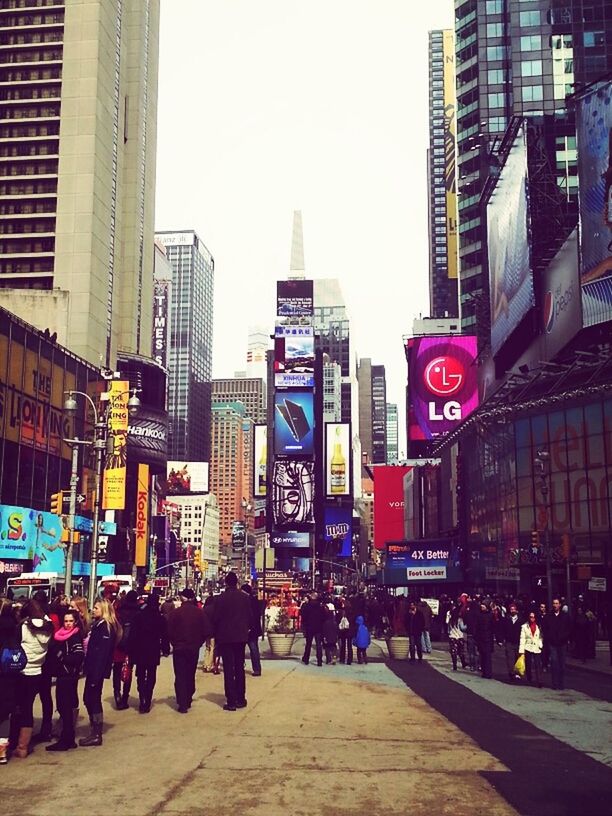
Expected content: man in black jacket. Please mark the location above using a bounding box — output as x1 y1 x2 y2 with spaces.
405 602 425 662
300 593 325 666
212 573 253 710
502 602 523 681
542 597 571 690
475 600 495 679
167 588 210 713
241 584 262 677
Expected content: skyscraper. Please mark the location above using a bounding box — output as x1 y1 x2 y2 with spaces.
428 29 459 318
155 230 214 462
210 401 247 546
386 403 399 464
454 0 612 346
358 359 387 467
212 377 267 424
0 0 160 368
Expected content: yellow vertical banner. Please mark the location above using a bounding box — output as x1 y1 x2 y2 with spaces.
135 463 149 567
102 380 129 510
443 30 458 280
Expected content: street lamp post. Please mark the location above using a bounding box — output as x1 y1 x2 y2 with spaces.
534 449 552 610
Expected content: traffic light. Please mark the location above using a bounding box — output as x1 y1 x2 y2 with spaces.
193 550 201 572
50 491 64 515
531 530 540 549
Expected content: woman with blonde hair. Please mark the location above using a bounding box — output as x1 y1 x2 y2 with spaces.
79 599 121 747
69 596 91 635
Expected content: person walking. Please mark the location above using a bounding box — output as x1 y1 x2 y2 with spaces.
129 594 170 713
0 598 20 764
212 573 253 711
79 599 121 747
301 593 325 667
31 591 59 743
45 609 84 751
353 615 371 664
9 599 54 759
337 606 353 665
447 605 467 671
241 584 262 677
519 611 543 687
537 602 549 671
502 602 523 681
322 608 339 665
167 588 210 713
542 597 571 690
475 599 495 679
201 592 217 674
112 589 139 710
464 598 480 672
405 601 425 662
418 600 433 654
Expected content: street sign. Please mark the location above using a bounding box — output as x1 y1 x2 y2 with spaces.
75 516 94 533
77 494 87 505
588 577 607 592
98 520 117 535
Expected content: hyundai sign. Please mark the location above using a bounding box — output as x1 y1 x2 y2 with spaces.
407 335 478 446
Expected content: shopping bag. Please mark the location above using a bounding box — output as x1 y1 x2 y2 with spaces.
514 654 525 677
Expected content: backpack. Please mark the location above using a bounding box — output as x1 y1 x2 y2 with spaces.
1 623 27 674
339 615 350 631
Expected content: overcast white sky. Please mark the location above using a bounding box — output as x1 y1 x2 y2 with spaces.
155 0 454 456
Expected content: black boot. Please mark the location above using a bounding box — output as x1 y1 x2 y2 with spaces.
79 719 102 747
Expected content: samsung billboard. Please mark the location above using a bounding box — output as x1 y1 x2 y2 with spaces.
487 122 535 355
274 391 314 455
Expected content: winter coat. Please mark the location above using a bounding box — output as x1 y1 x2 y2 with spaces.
168 602 210 652
84 619 116 683
519 623 543 655
300 600 326 635
322 616 339 646
405 610 425 638
212 588 253 645
542 611 571 647
418 602 433 632
0 608 20 723
464 605 479 636
128 603 170 666
502 615 523 647
20 617 53 676
46 629 85 678
475 610 495 653
113 600 140 662
353 616 371 649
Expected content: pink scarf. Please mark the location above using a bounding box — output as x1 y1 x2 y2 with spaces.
54 626 79 642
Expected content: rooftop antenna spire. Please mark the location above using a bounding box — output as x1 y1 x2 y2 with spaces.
289 210 305 278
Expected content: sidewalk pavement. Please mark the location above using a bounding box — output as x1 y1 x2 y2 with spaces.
566 641 612 676
3 643 518 816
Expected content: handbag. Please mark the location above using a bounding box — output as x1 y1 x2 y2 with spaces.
0 645 27 674
120 655 132 684
514 653 526 678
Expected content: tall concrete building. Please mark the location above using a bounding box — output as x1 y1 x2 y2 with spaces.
0 0 160 367
210 401 247 546
171 493 220 581
212 377 267 424
155 230 214 462
428 29 459 319
454 0 612 346
322 356 342 423
245 326 268 381
358 359 387 468
386 403 399 464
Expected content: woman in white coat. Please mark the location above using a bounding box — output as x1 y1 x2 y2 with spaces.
519 610 543 687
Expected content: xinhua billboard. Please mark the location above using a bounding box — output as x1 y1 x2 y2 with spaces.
576 80 612 327
407 335 478 444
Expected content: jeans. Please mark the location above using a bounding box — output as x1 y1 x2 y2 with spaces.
339 634 352 664
56 676 78 744
135 664 157 706
549 644 566 690
479 648 493 679
302 632 323 665
505 642 519 677
83 678 104 720
449 637 466 670
247 638 261 675
409 635 423 661
202 637 216 671
356 647 368 664
466 635 479 671
217 642 246 706
421 631 432 653
525 652 542 686
172 649 199 709
12 674 40 729
325 644 337 664
38 665 53 733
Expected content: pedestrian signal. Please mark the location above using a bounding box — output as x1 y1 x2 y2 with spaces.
531 530 540 548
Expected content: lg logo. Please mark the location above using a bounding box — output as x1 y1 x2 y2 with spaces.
424 355 464 422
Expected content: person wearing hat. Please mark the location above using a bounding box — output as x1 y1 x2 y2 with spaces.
212 573 253 711
167 588 210 713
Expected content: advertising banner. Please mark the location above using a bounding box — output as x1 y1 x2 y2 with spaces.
271 530 310 548
152 279 171 368
276 279 313 318
323 505 352 557
0 505 68 572
407 335 478 443
576 80 612 327
102 381 129 510
254 425 267 497
386 540 450 569
274 326 315 387
135 464 149 567
541 230 582 357
373 466 411 550
166 461 209 494
274 391 314 455
325 423 350 496
126 408 168 471
272 460 314 525
487 123 534 354
443 30 458 281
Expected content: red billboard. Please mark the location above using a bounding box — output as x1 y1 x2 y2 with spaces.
373 465 411 551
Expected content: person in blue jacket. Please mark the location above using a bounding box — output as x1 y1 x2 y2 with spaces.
353 615 371 664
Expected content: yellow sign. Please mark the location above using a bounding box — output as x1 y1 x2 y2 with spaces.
102 380 129 510
443 30 458 281
135 463 149 567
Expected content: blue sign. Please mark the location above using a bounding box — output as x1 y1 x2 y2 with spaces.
75 517 94 533
323 506 353 557
72 561 115 577
386 540 450 570
0 505 68 573
274 391 314 455
271 530 310 548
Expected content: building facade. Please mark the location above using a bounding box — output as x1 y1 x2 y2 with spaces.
171 493 220 581
358 359 387 467
386 403 399 464
212 377 266 424
210 401 247 546
428 29 459 318
0 0 160 368
155 230 214 462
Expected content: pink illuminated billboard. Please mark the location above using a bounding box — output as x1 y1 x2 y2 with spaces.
373 465 411 551
407 335 478 443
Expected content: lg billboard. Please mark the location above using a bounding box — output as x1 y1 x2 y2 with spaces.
407 335 478 446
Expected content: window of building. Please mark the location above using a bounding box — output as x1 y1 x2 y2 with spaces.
552 34 573 49
487 22 503 37
520 34 541 51
488 92 505 107
583 31 605 47
487 45 506 60
521 59 542 76
522 85 543 102
488 69 504 84
519 10 540 26
486 0 502 13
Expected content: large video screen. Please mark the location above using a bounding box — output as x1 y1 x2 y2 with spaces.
166 462 209 494
277 279 313 318
271 460 314 526
274 390 314 455
325 423 350 496
274 326 315 388
487 122 534 354
576 81 612 327
323 505 352 557
407 335 478 443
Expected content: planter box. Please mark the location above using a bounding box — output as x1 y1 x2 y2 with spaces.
267 632 296 657
386 636 411 660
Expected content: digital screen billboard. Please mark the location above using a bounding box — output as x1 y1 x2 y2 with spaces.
407 335 478 443
373 466 411 551
487 122 534 354
271 530 310 548
253 425 267 497
576 80 612 327
325 423 350 496
277 279 313 318
274 391 314 455
323 505 352 557
272 460 314 526
166 462 209 494
274 326 315 388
